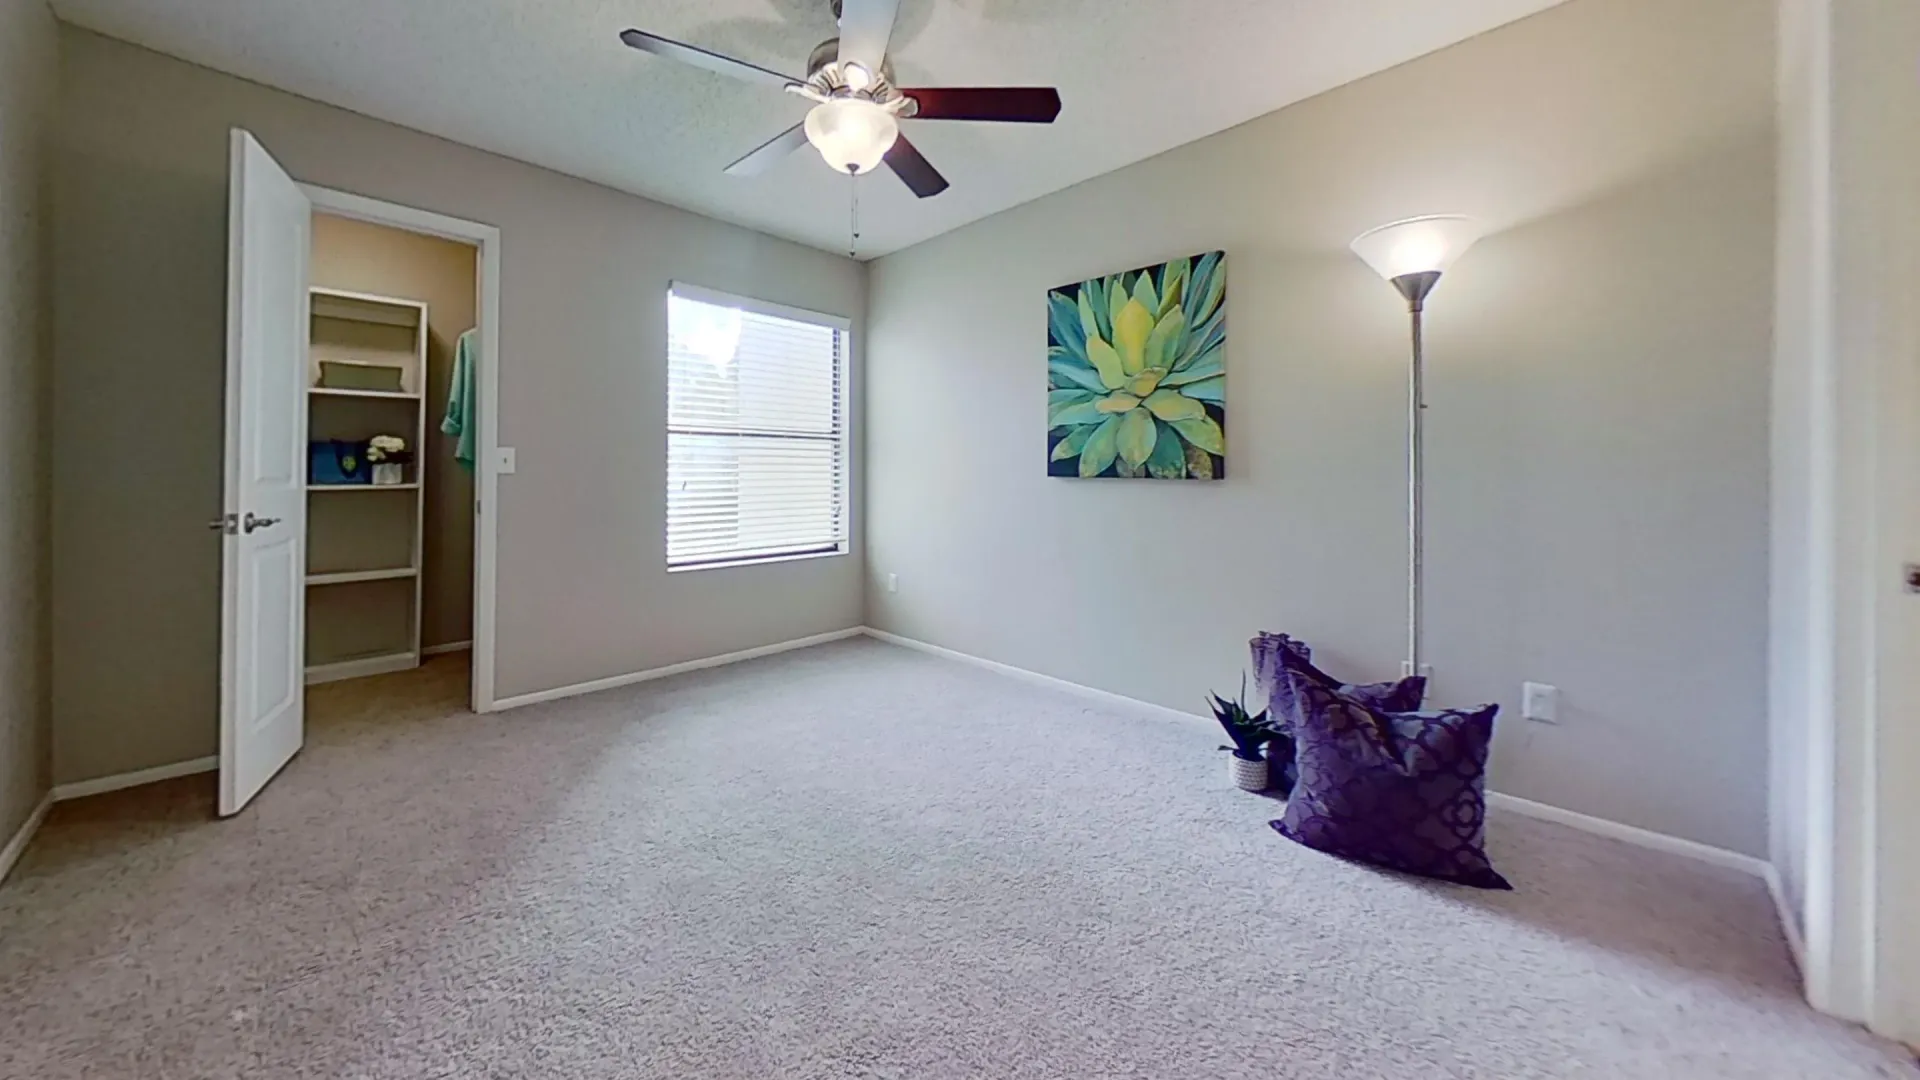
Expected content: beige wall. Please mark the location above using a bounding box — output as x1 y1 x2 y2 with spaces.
51 28 866 785
865 0 1775 854
0 0 56 848
310 214 478 652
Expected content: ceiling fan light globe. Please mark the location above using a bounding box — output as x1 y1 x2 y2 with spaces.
804 98 898 174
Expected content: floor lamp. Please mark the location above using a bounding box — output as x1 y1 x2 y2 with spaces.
1349 215 1484 684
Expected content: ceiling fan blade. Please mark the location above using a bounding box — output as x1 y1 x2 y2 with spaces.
885 134 949 199
619 29 799 90
836 0 901 72
724 124 810 176
902 87 1062 124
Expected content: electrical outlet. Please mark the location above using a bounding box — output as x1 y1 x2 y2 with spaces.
886 573 898 594
1399 661 1434 702
1522 681 1559 723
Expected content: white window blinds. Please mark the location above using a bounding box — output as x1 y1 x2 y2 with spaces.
666 285 849 570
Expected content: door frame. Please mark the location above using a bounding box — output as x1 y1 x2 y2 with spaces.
1853 0 1920 1042
1773 0 1920 1044
299 183 504 714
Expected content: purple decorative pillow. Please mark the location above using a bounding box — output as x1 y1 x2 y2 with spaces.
1250 632 1426 735
1271 673 1510 890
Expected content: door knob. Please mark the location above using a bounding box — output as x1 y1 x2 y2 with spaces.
243 512 282 534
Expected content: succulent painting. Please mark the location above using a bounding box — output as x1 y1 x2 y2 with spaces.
1047 251 1226 479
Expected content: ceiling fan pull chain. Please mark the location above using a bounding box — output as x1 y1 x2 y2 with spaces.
848 164 861 259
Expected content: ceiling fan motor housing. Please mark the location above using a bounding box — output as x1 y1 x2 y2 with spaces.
795 38 914 117
806 39 894 87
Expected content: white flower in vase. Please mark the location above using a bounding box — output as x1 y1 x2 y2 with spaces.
366 434 407 461
367 434 411 485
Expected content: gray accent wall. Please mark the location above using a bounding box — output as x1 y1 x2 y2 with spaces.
0 0 56 849
864 0 1775 855
51 29 865 786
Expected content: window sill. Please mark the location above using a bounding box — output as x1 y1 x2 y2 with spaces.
667 547 850 574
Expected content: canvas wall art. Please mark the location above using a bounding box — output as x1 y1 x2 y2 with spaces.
1047 251 1226 479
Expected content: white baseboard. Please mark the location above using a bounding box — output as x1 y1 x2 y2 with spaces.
492 627 865 711
306 652 419 685
0 792 52 885
53 756 219 802
422 641 472 657
1483 791 1769 878
862 627 1781 888
1765 863 1808 975
861 627 1209 728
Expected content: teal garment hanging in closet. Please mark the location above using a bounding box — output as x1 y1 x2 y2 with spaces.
442 328 477 469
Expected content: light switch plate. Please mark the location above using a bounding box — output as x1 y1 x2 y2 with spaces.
1522 681 1559 723
496 447 516 475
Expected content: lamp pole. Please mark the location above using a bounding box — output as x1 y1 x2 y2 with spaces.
1391 270 1440 677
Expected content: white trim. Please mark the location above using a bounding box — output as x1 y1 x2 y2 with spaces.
305 652 419 685
422 640 472 657
668 280 854 331
1483 792 1769 877
860 628 1790 882
53 757 219 802
492 628 864 710
0 793 52 885
1769 862 1809 976
666 548 850 574
861 627 1207 727
299 183 501 716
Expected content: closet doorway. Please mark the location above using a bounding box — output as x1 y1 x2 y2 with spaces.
299 186 501 720
216 132 500 816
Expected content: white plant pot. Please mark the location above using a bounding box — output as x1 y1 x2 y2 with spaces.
371 463 405 486
1228 754 1268 792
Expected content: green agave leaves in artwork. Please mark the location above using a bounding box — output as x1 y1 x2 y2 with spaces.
1047 251 1226 479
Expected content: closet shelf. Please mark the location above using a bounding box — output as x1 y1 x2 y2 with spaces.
309 387 421 400
307 482 420 492
311 289 425 328
306 567 418 587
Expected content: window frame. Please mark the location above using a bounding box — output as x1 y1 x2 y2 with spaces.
664 281 853 573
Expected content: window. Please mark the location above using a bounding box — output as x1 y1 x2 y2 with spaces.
666 284 849 570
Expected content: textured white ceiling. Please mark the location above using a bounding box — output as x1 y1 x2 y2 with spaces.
49 0 1570 258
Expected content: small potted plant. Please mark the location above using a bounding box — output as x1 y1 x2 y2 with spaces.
1210 676 1272 792
366 434 413 486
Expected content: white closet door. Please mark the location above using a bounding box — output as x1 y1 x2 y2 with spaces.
218 129 311 816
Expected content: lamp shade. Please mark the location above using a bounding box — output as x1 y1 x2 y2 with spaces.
1349 215 1484 282
804 98 898 175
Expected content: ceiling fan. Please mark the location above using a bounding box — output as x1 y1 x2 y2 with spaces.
619 0 1062 198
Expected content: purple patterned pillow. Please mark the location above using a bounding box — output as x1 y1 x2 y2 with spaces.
1271 673 1510 890
1250 632 1426 735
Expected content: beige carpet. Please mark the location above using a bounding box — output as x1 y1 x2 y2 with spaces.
1 639 1912 1079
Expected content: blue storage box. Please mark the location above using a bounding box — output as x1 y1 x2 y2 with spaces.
309 439 370 485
